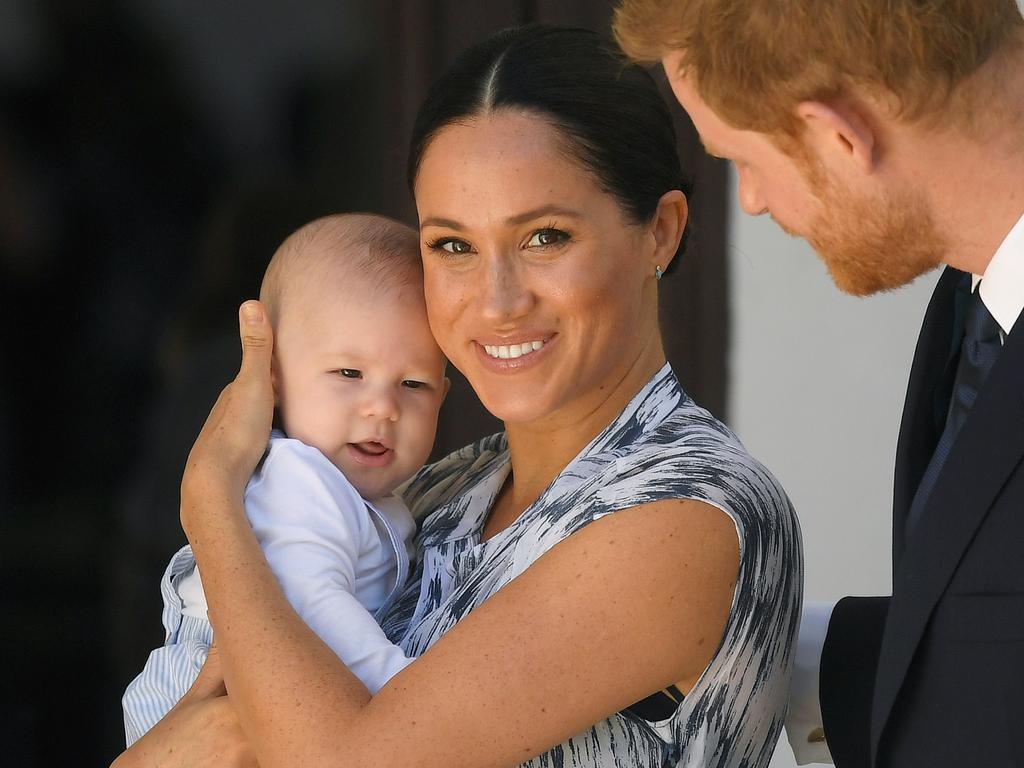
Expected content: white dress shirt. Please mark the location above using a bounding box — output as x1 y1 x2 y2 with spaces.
784 212 1024 764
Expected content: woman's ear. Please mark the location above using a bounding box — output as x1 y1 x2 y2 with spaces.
649 189 688 275
795 100 877 175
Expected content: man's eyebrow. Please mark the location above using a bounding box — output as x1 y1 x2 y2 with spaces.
701 141 727 159
420 205 585 231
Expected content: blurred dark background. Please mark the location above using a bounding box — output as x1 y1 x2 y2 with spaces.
0 0 728 764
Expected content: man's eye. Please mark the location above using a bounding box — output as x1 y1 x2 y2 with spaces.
336 369 362 379
402 379 427 389
526 229 568 248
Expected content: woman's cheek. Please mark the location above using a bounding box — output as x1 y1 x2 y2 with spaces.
425 278 471 355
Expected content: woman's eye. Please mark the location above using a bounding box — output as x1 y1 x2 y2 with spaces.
428 237 473 255
526 229 568 248
336 369 362 379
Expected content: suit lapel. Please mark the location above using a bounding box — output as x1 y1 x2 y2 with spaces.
891 268 963 563
871 306 1024 761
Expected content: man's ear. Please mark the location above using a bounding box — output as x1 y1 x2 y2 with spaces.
648 189 689 274
796 100 877 174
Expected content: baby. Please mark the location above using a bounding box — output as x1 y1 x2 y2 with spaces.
122 213 448 745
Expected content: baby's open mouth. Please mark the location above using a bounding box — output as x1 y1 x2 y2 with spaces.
346 441 395 468
351 441 389 456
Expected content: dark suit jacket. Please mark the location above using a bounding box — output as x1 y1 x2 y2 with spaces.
819 266 1024 768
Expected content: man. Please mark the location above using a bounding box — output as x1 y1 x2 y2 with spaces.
614 2 1024 767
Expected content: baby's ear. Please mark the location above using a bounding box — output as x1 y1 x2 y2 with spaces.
440 376 452 404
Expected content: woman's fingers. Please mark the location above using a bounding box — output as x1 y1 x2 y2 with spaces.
180 301 277 522
238 301 274 393
187 643 227 700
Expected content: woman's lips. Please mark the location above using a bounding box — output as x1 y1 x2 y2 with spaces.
474 334 556 372
346 442 394 467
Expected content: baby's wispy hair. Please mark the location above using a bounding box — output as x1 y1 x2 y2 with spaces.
260 212 422 327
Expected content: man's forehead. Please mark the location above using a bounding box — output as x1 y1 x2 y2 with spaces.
658 59 729 156
661 49 687 79
659 56 707 116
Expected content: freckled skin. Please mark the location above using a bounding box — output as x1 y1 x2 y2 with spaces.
414 112 661 431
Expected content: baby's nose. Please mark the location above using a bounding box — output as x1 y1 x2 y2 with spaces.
360 386 400 422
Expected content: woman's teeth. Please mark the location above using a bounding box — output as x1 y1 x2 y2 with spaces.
483 340 545 359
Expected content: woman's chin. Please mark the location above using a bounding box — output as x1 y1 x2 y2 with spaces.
475 387 557 427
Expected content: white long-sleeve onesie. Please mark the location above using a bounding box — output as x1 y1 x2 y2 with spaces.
122 432 416 746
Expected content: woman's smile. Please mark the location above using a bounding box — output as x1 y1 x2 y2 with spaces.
475 333 557 371
415 112 666 427
481 339 547 360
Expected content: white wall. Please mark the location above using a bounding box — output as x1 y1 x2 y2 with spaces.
721 172 941 767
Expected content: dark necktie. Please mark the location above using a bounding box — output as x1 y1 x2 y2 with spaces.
905 285 1004 536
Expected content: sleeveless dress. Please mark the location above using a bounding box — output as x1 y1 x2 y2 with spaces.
380 364 803 767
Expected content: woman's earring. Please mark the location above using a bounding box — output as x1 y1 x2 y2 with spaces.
655 265 663 281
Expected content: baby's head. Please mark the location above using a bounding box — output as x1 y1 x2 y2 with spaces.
260 213 448 500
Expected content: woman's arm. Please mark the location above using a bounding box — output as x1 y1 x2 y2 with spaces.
198 498 738 768
176 302 740 768
113 645 257 768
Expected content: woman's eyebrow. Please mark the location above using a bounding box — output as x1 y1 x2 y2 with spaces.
420 216 463 229
505 205 584 225
420 205 584 231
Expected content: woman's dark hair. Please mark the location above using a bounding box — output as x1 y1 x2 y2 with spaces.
407 24 692 273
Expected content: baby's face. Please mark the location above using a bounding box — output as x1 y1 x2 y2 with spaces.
273 282 448 499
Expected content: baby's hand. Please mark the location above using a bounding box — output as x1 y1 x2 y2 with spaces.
181 301 275 531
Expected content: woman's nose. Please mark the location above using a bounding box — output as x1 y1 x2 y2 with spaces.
480 254 533 322
359 386 400 423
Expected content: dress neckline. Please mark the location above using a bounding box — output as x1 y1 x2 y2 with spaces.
422 363 682 548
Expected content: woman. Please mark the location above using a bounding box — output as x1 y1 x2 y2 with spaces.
114 25 801 768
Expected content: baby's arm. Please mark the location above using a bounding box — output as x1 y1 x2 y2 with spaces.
245 440 414 693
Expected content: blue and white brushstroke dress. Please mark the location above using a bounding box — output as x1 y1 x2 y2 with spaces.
381 363 803 767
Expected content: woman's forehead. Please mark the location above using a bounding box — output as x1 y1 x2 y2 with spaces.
414 112 609 217
421 112 566 167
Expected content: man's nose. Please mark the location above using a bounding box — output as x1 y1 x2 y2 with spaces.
737 168 768 216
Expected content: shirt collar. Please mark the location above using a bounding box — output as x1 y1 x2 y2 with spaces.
974 211 1024 336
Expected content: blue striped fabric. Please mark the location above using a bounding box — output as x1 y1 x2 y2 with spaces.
380 364 804 767
122 546 211 746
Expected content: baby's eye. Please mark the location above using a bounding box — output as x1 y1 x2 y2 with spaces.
336 369 362 379
427 237 473 255
402 379 427 390
526 228 569 248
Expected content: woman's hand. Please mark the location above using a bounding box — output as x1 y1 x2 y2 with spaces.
111 646 258 768
180 301 275 533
